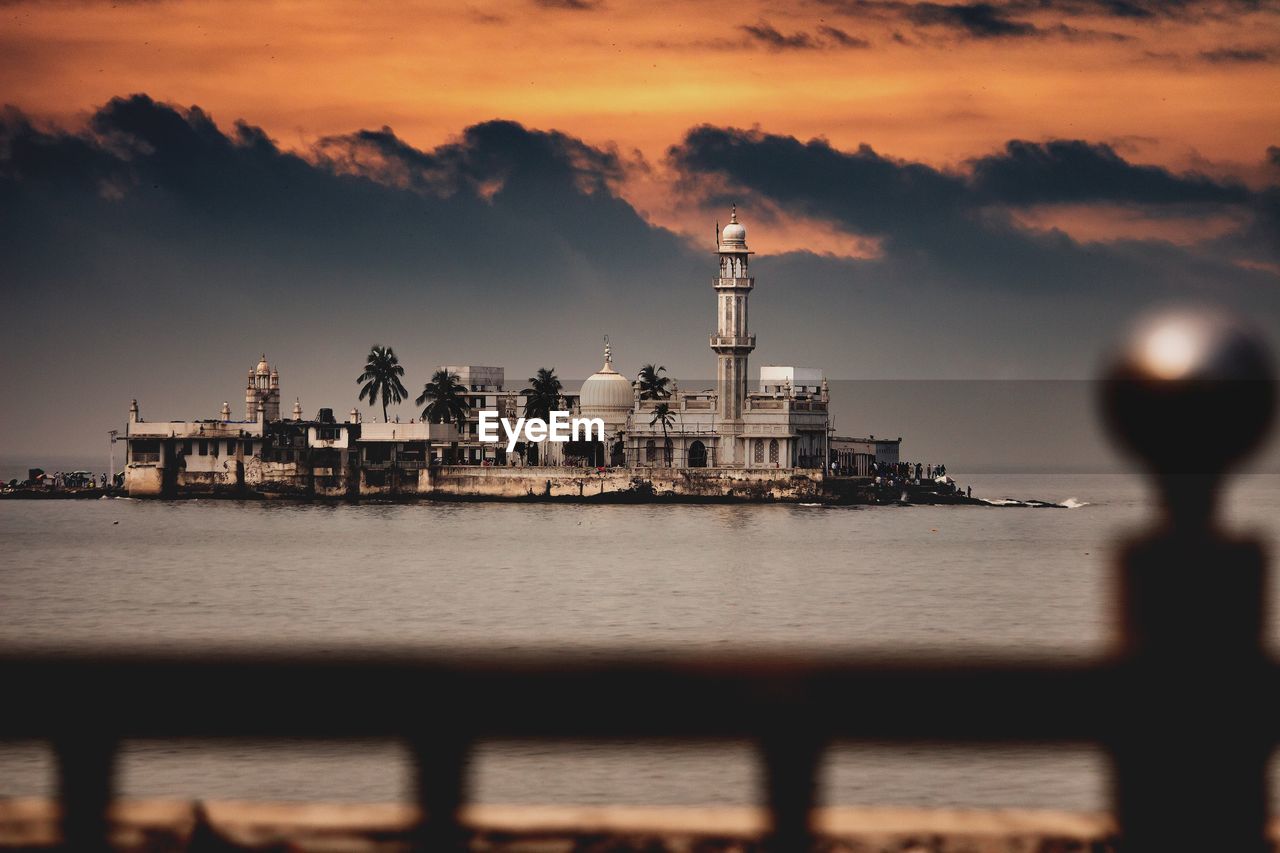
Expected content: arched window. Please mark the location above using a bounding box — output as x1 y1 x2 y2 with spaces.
688 440 707 468
753 439 764 465
769 439 779 464
645 439 656 464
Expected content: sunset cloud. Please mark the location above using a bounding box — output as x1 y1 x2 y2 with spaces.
1 0 1278 456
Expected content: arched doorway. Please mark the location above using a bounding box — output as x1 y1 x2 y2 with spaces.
688 440 707 468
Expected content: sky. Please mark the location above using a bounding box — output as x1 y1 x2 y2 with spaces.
2 0 1278 469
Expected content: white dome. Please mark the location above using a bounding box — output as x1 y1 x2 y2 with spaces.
719 205 747 249
580 362 633 418
721 221 746 245
255 354 270 375
579 339 633 427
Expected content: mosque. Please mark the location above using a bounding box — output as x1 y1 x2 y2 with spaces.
576 207 831 469
120 207 853 498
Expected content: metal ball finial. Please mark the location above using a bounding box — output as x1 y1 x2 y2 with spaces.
1101 310 1275 523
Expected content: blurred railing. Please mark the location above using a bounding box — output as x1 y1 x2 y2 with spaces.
1 313 1276 852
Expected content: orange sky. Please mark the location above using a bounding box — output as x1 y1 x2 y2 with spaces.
4 0 1278 250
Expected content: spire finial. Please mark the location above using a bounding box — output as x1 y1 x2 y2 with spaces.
730 203 738 224
603 334 612 366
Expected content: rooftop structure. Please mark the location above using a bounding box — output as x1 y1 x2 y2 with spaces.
245 353 280 421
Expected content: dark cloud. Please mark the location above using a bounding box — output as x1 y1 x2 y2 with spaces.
667 125 1277 309
671 127 1257 224
968 139 1252 206
816 0 1042 38
670 127 967 237
905 2 1038 37
1009 0 1273 17
739 21 872 49
313 120 626 199
532 0 600 9
816 0 1277 41
740 22 819 49
1197 45 1279 62
817 25 873 47
0 95 658 281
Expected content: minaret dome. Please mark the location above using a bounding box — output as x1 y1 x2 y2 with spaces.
720 204 747 249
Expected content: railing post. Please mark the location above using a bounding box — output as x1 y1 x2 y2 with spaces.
1101 311 1276 853
53 733 117 852
760 733 824 852
409 733 472 852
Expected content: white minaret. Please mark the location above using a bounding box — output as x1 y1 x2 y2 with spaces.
711 206 755 463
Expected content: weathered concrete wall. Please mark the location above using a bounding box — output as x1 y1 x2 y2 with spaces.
313 464 357 498
246 460 309 495
428 466 824 501
126 462 835 502
124 465 162 496
175 464 238 493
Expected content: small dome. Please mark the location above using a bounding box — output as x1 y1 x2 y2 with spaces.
720 205 747 248
255 354 270 375
579 340 633 423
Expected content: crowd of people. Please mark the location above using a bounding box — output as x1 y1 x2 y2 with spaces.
3 469 122 491
870 460 973 499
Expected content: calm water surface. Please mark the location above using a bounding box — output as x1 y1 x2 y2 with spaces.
3 472 1278 809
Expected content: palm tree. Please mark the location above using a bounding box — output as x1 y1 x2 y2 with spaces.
637 364 671 400
416 369 471 429
416 369 471 465
357 345 408 423
522 367 563 422
650 402 675 466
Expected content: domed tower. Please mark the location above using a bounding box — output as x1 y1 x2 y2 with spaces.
245 354 282 421
578 337 633 466
711 206 755 449
579 337 633 433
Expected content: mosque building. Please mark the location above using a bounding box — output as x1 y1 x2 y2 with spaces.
245 354 281 422
579 207 831 469
121 207 844 497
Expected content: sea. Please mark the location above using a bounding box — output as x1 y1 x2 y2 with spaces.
3 471 1279 811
